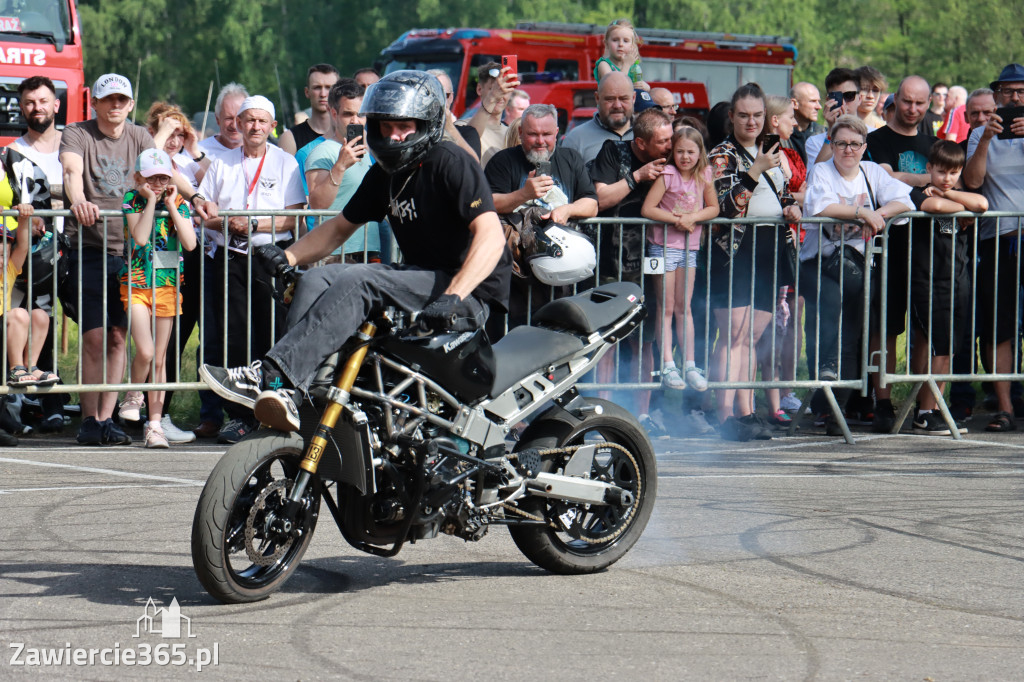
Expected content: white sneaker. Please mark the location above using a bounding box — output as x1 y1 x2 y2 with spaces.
118 391 145 422
684 367 708 392
660 366 686 390
161 415 196 443
144 422 169 449
780 392 801 412
683 409 716 435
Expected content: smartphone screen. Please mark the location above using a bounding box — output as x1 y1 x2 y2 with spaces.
827 91 844 112
762 134 780 153
346 124 364 142
502 54 518 76
996 106 1024 139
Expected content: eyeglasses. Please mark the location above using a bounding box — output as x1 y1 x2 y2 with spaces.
832 141 865 152
1000 87 1024 99
660 104 677 112
839 91 859 102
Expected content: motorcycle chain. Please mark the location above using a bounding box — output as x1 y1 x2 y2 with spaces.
245 480 294 566
502 442 641 545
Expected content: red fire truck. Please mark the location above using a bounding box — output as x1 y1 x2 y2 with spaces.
0 0 88 146
376 22 796 117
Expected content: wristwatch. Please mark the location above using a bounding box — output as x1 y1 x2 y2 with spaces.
189 193 207 206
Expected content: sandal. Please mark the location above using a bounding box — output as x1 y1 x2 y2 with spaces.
8 365 37 387
30 366 59 386
985 411 1017 432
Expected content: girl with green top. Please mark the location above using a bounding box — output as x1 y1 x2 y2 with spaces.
593 19 649 90
118 149 198 448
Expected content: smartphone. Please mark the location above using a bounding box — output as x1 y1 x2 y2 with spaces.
535 160 551 176
996 106 1024 139
346 123 364 143
762 133 780 153
827 91 844 112
502 54 518 76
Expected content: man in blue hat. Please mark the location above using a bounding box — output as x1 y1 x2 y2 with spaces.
963 64 1024 432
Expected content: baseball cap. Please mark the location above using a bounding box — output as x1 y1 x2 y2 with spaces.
135 149 173 178
236 95 276 121
990 63 1024 90
634 89 657 113
883 94 895 111
93 73 133 100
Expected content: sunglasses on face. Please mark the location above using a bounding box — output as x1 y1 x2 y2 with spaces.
839 91 858 102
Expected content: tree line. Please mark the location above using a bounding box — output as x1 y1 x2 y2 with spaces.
78 0 1020 122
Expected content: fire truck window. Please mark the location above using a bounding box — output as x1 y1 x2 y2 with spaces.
544 60 579 81
642 59 672 82
518 61 537 74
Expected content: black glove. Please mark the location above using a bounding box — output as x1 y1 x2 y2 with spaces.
254 243 290 277
417 293 461 332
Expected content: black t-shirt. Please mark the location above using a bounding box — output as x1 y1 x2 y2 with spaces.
910 186 959 236
454 123 482 159
867 125 935 176
343 142 512 309
289 120 321 152
589 139 651 218
919 110 944 137
485 145 596 206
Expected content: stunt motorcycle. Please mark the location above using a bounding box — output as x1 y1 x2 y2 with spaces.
191 271 657 603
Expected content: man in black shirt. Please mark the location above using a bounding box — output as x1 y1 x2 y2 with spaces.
279 64 340 155
201 71 511 431
865 75 935 432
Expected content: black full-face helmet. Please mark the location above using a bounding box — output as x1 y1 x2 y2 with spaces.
360 70 445 174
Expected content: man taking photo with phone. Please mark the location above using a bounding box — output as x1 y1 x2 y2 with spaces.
304 79 381 265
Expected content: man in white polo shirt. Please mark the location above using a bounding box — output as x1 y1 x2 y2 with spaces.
197 95 306 443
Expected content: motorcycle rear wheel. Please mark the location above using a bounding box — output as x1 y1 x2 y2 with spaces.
191 431 320 603
508 398 657 574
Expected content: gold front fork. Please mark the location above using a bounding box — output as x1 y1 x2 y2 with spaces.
299 321 377 474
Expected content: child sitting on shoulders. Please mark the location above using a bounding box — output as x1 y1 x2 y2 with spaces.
594 19 650 91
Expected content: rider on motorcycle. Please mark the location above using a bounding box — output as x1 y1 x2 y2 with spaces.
200 70 512 431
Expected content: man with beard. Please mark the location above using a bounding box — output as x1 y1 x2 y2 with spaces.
8 76 66 433
485 103 597 334
562 72 635 162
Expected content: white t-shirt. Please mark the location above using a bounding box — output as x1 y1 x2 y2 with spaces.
805 122 877 183
198 145 306 252
10 135 64 233
744 144 786 220
966 126 1024 239
801 159 912 261
197 135 236 161
172 152 201 191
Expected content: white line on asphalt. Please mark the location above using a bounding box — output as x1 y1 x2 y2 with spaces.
660 469 1024 479
0 456 204 485
0 482 203 494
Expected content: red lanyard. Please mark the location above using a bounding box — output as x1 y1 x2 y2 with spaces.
241 148 267 210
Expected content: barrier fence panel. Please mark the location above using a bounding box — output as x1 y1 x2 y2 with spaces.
873 211 1024 439
4 208 1022 443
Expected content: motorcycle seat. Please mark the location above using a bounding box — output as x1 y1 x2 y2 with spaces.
490 326 585 397
531 281 642 334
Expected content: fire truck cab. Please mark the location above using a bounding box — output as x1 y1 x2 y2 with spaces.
376 22 795 118
0 0 87 146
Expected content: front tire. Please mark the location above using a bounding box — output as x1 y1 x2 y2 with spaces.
508 399 657 574
191 431 320 603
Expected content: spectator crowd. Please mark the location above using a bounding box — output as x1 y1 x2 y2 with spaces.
4 39 1024 446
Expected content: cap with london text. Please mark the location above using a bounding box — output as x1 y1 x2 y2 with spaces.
93 73 134 100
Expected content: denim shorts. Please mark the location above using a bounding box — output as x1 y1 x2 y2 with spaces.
647 242 697 272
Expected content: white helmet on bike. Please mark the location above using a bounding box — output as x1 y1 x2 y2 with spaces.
527 224 596 286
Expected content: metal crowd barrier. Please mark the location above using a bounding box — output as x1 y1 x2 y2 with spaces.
3 209 1022 444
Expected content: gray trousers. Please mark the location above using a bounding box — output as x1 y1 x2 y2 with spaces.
265 263 485 391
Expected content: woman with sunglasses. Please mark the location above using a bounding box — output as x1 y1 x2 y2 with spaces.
800 115 912 434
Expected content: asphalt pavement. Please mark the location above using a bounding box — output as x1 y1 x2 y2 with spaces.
0 425 1022 681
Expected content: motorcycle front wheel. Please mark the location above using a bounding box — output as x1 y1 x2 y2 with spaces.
508 398 657 574
191 431 320 603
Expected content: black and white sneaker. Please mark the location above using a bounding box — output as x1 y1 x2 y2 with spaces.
913 411 967 436
199 361 264 409
254 389 300 432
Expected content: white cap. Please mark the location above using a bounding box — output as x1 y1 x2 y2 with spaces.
135 149 173 177
236 95 276 121
93 73 133 100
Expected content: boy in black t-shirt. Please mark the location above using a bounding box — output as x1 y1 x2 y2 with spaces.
907 140 988 434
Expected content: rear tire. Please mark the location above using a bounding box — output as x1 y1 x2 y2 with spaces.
191 431 320 603
508 398 657 574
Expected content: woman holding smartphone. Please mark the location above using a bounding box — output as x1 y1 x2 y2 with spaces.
707 83 801 441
